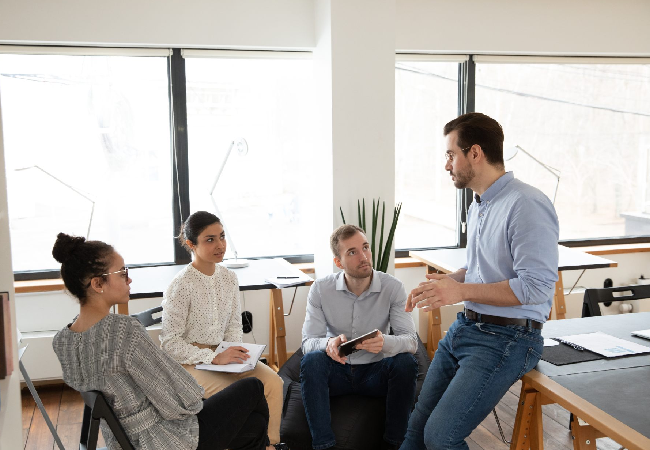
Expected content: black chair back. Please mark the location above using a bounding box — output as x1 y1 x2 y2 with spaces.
130 305 163 328
79 390 135 450
582 284 650 317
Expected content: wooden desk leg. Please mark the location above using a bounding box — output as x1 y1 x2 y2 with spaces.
268 295 277 370
117 304 129 315
270 289 288 370
553 271 566 320
426 266 443 358
510 383 543 450
570 416 597 450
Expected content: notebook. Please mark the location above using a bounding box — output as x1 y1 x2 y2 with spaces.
631 329 650 340
195 342 266 373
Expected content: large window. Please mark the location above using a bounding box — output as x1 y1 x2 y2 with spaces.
0 50 174 272
395 57 461 250
474 57 650 241
184 51 315 259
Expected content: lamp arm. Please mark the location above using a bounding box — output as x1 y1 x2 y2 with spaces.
210 141 235 195
209 195 239 260
515 145 560 177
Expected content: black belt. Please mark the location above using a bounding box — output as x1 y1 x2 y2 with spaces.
464 308 543 330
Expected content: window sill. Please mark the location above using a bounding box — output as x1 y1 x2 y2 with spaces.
17 245 647 295
14 257 427 294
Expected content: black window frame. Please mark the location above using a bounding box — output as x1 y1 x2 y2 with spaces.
9 50 650 280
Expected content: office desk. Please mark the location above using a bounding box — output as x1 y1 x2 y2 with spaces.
511 313 650 450
410 246 617 357
126 259 312 370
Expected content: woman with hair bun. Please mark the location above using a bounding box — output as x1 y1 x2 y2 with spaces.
160 211 285 447
52 232 279 450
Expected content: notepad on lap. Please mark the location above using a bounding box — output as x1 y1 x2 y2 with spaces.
195 342 266 373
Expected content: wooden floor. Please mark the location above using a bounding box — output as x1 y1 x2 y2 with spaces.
21 381 623 450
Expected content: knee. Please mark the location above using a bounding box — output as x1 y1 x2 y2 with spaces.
300 351 330 381
239 377 265 399
390 353 418 378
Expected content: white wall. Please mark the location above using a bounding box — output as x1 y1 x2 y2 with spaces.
396 0 650 57
0 0 315 50
0 93 22 450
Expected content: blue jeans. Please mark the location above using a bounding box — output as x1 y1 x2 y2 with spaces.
300 351 418 450
400 312 543 450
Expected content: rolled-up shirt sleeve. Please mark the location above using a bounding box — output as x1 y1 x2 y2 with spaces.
301 281 330 354
382 283 417 356
507 197 559 306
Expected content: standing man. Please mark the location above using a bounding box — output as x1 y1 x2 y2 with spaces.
301 224 419 450
400 113 559 450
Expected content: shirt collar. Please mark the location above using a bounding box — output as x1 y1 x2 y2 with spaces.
474 171 514 204
335 270 382 294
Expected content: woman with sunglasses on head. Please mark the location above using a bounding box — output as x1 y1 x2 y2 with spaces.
51 232 277 450
159 211 286 448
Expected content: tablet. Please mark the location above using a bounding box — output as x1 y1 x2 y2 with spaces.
338 329 380 357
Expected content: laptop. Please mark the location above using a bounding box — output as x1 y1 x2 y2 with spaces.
631 329 650 340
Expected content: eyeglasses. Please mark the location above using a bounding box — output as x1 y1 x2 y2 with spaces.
444 146 472 162
101 267 129 280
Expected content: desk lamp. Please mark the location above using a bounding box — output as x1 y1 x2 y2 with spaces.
504 145 561 204
209 138 250 268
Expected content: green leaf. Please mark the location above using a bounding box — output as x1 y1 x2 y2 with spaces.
357 200 362 230
340 207 346 225
377 201 386 271
379 202 401 273
371 198 379 268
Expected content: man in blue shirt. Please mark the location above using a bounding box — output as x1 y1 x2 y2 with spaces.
301 224 419 450
399 113 559 450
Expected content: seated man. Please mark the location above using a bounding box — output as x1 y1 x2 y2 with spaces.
300 224 419 450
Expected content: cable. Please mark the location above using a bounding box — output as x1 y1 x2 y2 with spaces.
492 409 511 445
284 286 299 317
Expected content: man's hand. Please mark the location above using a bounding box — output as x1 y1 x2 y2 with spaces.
326 334 348 364
211 346 250 365
408 273 464 311
354 331 384 354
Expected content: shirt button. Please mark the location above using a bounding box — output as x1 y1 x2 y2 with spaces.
479 213 484 217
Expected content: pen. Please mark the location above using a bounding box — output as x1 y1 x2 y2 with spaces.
277 276 299 279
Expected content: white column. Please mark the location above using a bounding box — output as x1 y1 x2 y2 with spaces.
0 91 23 450
313 0 396 276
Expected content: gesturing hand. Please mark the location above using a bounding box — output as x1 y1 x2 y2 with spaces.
354 331 384 354
326 334 348 364
407 273 464 311
212 346 250 365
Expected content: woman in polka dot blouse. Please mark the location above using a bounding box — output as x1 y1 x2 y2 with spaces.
160 211 286 447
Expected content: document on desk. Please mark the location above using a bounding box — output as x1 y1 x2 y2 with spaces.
264 258 312 288
195 342 267 373
556 331 650 357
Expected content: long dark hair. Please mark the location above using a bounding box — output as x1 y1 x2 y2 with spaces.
177 211 222 253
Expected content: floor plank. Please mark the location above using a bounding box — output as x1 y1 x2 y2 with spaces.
24 385 63 450
21 388 36 449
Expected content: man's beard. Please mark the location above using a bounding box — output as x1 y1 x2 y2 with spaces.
451 165 475 189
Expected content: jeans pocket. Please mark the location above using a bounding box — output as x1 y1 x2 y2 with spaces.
517 346 543 380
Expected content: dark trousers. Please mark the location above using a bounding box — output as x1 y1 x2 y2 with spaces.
300 352 418 450
196 377 270 450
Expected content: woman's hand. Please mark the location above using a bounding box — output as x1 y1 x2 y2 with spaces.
211 346 250 365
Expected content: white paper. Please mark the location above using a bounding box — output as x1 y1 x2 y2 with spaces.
557 331 650 357
544 338 559 347
195 342 266 373
264 258 312 288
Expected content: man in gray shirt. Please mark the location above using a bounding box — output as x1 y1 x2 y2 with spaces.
300 224 419 450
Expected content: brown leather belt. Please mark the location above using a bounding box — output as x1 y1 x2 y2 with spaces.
464 308 543 330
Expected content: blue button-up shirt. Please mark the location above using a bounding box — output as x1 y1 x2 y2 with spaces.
301 270 417 364
462 172 559 323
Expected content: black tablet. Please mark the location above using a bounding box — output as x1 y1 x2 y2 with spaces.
338 329 380 357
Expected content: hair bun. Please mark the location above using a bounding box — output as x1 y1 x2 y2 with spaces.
52 233 86 264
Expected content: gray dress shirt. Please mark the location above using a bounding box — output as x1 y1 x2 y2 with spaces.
301 270 417 364
53 314 203 450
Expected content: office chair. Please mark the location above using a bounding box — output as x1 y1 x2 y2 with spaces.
79 390 135 450
582 284 650 317
130 305 163 328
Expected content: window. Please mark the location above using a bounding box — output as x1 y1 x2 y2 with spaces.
474 57 650 241
395 57 462 250
184 51 315 259
0 50 174 272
